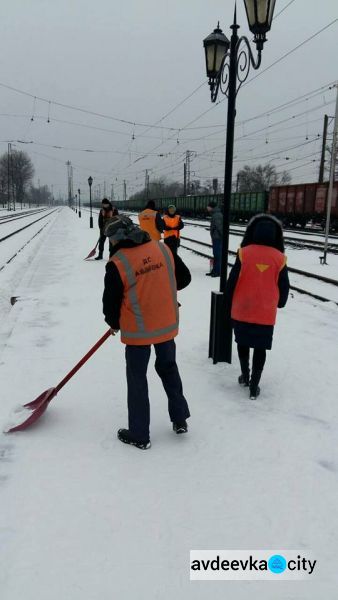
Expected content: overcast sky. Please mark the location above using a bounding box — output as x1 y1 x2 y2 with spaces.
0 0 337 201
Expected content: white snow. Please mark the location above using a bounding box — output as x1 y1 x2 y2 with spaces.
0 207 338 599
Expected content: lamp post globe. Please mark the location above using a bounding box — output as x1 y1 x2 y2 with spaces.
203 24 230 92
78 188 81 218
243 0 276 49
88 176 93 229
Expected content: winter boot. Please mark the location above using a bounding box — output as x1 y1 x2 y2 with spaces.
249 370 263 400
173 421 188 434
238 357 250 387
95 255 103 260
117 428 151 450
238 373 250 386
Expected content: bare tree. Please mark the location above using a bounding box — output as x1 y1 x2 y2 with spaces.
0 149 34 207
236 163 291 192
28 184 53 207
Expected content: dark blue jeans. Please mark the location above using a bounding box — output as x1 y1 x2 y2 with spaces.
212 238 222 275
125 340 190 441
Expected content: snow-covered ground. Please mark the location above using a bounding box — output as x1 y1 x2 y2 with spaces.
1 207 338 599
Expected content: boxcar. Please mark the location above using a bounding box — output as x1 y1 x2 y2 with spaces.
269 182 338 230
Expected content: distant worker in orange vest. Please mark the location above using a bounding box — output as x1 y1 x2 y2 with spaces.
103 215 191 449
138 200 164 241
163 204 184 254
225 214 289 399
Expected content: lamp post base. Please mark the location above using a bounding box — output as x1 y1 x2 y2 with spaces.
79 211 81 218
90 216 93 229
208 291 232 364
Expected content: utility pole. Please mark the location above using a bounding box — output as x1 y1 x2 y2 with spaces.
104 180 106 198
111 183 114 202
183 162 187 196
320 83 338 265
7 143 11 211
66 161 73 208
319 114 329 183
186 150 192 195
10 146 16 211
144 170 150 199
123 180 127 202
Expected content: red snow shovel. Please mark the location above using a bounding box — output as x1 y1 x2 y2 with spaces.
84 239 99 260
4 330 112 433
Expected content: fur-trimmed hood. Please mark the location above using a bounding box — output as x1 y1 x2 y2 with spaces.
241 213 285 252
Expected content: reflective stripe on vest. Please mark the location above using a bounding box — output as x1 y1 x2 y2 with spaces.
112 242 179 345
231 244 286 326
138 209 161 241
163 214 180 239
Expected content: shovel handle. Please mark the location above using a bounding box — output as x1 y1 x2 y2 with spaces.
55 330 112 393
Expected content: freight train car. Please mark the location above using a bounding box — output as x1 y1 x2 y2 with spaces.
120 191 268 221
269 182 338 230
119 182 337 231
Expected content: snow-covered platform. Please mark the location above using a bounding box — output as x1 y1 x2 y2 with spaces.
0 208 337 599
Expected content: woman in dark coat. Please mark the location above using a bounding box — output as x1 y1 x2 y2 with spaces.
225 214 289 399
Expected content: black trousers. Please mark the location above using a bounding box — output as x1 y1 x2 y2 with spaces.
164 236 179 254
237 344 266 372
98 233 113 258
125 339 190 441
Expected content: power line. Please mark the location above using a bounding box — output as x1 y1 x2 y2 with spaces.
122 20 338 176
244 18 338 88
274 0 297 20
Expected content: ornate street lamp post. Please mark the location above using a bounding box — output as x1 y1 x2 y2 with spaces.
204 0 276 364
78 188 81 218
88 176 93 229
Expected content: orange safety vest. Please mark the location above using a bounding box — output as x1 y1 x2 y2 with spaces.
231 245 286 326
110 241 179 345
138 209 161 241
163 214 181 239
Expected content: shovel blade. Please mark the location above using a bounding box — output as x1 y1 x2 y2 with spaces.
84 247 97 260
4 388 57 433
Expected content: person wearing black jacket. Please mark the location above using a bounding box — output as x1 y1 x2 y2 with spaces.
225 214 289 399
206 201 223 277
102 216 191 450
96 200 118 260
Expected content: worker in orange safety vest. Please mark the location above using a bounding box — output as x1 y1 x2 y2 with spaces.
138 200 164 241
102 215 191 449
225 214 289 400
163 204 184 254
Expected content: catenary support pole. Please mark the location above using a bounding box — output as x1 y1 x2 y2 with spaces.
321 83 338 265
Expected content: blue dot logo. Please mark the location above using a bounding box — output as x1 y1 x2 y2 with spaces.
268 555 287 574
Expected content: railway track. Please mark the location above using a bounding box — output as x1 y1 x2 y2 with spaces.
180 235 338 306
183 221 338 254
0 221 52 273
183 217 338 239
0 209 58 244
0 208 49 226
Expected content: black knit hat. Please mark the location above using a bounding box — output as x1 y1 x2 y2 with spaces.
104 216 150 244
145 200 156 210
